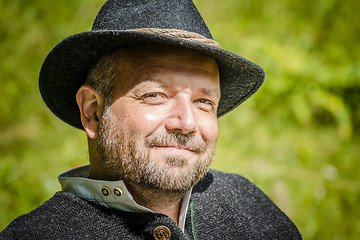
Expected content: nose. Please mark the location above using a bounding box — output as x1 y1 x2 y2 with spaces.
165 95 197 135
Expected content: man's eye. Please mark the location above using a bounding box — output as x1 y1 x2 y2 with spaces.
141 93 160 99
140 92 167 104
194 98 215 111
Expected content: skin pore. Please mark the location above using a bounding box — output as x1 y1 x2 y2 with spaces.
76 45 220 224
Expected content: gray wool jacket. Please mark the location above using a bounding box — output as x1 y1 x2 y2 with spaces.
1 170 302 240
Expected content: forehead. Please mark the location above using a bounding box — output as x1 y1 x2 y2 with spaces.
111 44 220 94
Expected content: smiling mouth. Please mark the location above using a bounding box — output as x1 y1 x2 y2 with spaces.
155 145 195 152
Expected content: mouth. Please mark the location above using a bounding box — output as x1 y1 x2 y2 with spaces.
154 145 196 152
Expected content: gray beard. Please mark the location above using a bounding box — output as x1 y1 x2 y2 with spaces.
97 106 216 194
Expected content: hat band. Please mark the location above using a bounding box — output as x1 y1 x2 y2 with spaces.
129 28 221 48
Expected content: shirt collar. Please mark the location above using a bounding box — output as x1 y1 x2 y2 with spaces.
58 165 191 231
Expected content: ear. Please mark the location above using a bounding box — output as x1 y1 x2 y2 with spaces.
76 85 103 139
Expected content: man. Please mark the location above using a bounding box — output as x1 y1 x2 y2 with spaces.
1 0 302 239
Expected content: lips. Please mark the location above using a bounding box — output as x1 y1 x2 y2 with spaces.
155 145 194 152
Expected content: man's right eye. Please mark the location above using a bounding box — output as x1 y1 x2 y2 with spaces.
141 93 160 98
140 92 167 104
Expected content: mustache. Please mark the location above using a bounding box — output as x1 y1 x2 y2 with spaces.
145 132 207 153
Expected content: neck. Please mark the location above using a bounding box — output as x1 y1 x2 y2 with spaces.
125 182 186 224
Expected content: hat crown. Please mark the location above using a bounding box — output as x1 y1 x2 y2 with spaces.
92 0 213 39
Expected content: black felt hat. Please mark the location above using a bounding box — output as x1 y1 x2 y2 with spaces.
39 0 265 129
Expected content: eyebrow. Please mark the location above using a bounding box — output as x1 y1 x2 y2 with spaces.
134 78 220 99
199 87 221 100
153 80 220 99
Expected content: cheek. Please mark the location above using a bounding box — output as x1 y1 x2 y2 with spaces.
143 112 158 122
111 98 168 134
124 108 166 134
198 115 218 143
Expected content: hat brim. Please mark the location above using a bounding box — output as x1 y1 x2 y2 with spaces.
39 30 264 129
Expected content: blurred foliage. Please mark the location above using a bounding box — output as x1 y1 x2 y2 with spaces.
0 0 359 239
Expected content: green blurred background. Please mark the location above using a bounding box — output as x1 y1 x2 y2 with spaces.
1 0 359 239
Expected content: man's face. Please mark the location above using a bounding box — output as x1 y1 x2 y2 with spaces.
97 45 220 193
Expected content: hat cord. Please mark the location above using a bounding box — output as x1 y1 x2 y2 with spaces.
129 28 221 48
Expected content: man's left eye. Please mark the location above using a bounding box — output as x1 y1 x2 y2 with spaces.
194 98 215 111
